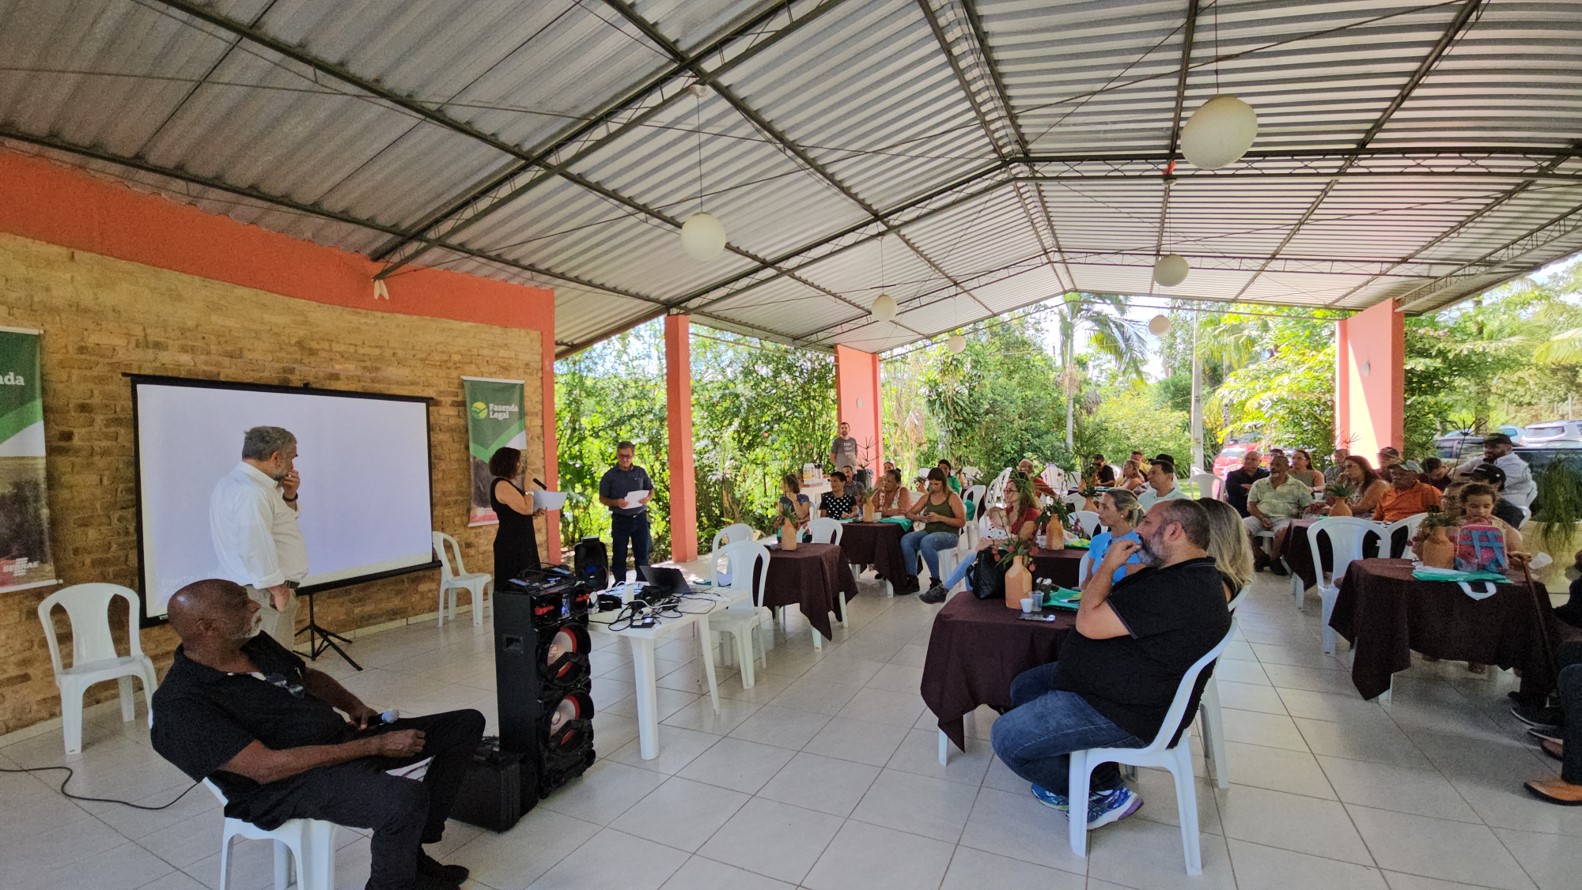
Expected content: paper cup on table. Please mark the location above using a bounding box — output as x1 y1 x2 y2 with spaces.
1020 597 1035 613
533 490 568 511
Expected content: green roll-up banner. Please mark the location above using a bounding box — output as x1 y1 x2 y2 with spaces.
0 327 58 593
463 376 527 526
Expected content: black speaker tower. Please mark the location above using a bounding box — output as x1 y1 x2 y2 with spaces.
452 565 596 831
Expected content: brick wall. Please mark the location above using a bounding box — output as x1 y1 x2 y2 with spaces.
0 232 549 735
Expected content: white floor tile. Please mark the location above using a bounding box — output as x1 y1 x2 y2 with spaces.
957 786 1091 874
1222 742 1337 799
1215 785 1373 864
849 769 980 842
1317 755 1481 822
1346 804 1537 890
608 724 721 775
1085 815 1238 890
802 820 956 890
656 856 793 890
695 797 845 885
610 776 749 852
535 759 668 825
1491 826 1582 890
726 706 832 750
447 806 601 890
884 727 993 786
675 737 797 795
1227 838 1390 890
527 827 688 890
756 751 881 817
938 845 1085 890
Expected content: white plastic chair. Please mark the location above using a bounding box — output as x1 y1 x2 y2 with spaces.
37 583 158 757
148 712 336 890
1041 466 1066 494
1307 517 1383 655
1068 628 1235 875
988 467 1013 503
1062 492 1086 511
1383 512 1427 559
807 517 844 545
708 541 774 686
709 523 754 554
1191 473 1220 500
1076 552 1093 586
1070 511 1102 537
963 484 987 516
432 531 491 627
936 521 979 595
1199 586 1250 790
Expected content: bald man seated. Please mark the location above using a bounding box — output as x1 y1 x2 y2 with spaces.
151 580 484 890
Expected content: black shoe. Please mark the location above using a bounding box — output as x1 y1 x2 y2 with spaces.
1528 726 1564 745
1254 554 1269 573
1511 704 1564 732
919 584 947 604
899 575 920 595
1269 561 1289 577
418 851 469 886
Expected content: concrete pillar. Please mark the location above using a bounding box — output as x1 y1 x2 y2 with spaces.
834 345 883 476
665 314 698 562
1336 300 1405 460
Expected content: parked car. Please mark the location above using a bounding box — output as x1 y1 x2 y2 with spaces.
1434 425 1525 461
1522 420 1582 446
1211 442 1271 480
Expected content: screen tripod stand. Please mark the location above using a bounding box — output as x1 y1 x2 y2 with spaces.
295 588 361 670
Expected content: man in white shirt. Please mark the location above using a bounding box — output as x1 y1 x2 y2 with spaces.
1138 459 1188 511
211 426 307 649
1453 432 1535 509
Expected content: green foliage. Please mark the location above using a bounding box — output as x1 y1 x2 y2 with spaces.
1533 460 1582 553
1207 311 1338 454
555 325 671 558
690 331 835 536
1077 378 1194 474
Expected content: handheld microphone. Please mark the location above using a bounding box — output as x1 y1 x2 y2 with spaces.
532 478 548 489
380 708 400 724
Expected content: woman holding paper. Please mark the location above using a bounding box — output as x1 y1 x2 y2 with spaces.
489 446 545 585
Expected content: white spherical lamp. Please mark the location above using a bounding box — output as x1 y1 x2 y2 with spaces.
1153 254 1190 287
947 334 966 354
680 212 727 260
871 292 897 322
1148 314 1172 336
1181 95 1258 170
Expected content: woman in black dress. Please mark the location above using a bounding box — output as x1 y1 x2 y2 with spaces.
489 447 544 585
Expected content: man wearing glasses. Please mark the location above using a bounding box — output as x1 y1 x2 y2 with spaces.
152 579 483 890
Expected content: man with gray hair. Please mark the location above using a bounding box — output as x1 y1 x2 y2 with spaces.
211 426 306 649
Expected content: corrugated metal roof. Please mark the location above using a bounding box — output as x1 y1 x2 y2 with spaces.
0 0 1579 355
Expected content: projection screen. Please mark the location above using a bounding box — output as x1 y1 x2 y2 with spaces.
132 376 435 621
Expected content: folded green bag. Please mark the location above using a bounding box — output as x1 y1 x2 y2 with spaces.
878 516 914 529
1411 567 1509 583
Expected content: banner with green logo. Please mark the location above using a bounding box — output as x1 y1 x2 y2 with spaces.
463 376 527 526
0 328 58 593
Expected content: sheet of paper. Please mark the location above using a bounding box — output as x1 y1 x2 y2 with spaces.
625 489 651 508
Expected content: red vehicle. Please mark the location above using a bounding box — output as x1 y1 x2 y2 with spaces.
1211 439 1274 480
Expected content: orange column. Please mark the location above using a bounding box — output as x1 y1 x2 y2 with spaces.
834 346 884 474
1336 300 1404 459
665 315 698 562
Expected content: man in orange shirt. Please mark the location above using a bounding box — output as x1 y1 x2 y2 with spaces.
1375 460 1443 523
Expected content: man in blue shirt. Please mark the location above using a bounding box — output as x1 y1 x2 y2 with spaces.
598 441 655 583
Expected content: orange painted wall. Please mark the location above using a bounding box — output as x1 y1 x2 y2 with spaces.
664 315 697 562
1336 300 1404 461
0 147 561 552
834 345 883 473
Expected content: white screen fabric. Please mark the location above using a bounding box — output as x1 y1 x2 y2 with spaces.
133 378 433 619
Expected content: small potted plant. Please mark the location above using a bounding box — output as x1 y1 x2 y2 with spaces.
1038 500 1071 550
997 534 1035 610
777 500 800 551
1323 480 1358 517
1529 460 1582 587
1417 505 1456 568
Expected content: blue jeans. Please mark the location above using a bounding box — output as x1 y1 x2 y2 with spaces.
900 530 958 580
610 512 650 582
940 549 978 592
991 663 1143 795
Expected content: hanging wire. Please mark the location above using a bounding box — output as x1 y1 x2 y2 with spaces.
1213 0 1222 93
693 85 706 214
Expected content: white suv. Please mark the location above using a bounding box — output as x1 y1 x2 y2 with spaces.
1523 420 1582 445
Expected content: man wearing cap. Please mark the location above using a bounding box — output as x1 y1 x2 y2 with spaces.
1375 460 1443 523
1377 446 1401 472
1454 432 1535 509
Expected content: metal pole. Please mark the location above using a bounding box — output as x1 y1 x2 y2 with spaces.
1190 306 1205 472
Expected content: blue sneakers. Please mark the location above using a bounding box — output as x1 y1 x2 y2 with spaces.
1030 784 1069 811
1086 786 1144 828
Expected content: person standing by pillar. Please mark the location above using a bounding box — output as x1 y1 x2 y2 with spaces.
210 426 306 650
598 441 655 583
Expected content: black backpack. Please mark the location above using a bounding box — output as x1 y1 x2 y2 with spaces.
967 548 1006 601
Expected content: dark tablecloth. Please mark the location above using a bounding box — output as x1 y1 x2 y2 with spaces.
839 522 907 582
919 591 1073 751
1029 547 1086 588
763 542 859 641
1284 519 1409 591
1328 558 1553 700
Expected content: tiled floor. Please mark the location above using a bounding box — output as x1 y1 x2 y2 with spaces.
4 563 1578 890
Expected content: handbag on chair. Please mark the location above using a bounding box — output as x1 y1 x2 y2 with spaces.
968 548 1006 601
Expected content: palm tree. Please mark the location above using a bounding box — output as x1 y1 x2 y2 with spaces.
1052 293 1148 450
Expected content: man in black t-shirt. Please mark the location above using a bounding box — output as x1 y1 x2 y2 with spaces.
598 440 656 582
1087 454 1117 487
151 580 484 890
991 500 1231 830
1223 450 1268 517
